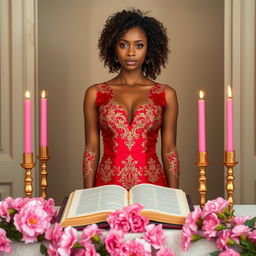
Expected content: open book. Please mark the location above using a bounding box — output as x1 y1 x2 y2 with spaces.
59 183 191 227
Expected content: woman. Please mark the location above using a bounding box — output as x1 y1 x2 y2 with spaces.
83 9 180 190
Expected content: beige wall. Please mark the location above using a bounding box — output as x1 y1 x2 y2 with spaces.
38 0 224 204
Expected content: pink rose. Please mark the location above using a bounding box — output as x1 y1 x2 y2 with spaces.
125 238 151 256
202 213 220 240
231 216 251 225
80 224 103 246
219 248 240 256
181 225 193 251
216 230 232 251
248 230 256 242
14 200 51 243
57 226 77 256
124 203 144 215
202 197 229 217
104 229 124 256
143 224 166 249
107 209 130 233
45 223 63 245
156 247 176 256
0 228 12 255
185 207 202 232
231 225 251 238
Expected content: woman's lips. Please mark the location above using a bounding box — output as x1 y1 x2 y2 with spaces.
125 60 137 65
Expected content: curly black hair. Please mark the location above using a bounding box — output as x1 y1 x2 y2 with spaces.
98 9 170 80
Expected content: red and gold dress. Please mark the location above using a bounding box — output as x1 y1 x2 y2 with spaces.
95 82 168 190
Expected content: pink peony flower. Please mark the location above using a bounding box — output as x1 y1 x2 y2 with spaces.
71 244 100 256
43 198 57 221
14 200 51 243
143 224 166 249
125 238 151 256
185 207 202 232
216 230 232 251
231 225 251 238
48 243 60 256
181 225 193 251
231 216 251 225
202 213 220 240
0 228 12 255
106 209 130 233
219 248 240 256
104 229 124 256
123 203 148 232
248 230 256 242
79 224 103 246
13 197 29 211
45 223 63 245
202 197 229 217
156 247 176 256
0 197 14 222
57 226 77 256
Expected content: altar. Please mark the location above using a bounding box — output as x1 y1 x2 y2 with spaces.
4 205 256 256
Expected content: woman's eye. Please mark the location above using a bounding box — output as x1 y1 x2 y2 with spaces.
119 43 127 49
136 43 144 49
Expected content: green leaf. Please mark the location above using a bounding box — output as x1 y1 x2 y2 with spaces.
217 212 226 220
224 207 231 216
40 244 48 255
244 217 256 229
209 251 220 256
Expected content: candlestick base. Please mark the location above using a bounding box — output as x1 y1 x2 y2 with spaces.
224 151 238 211
21 153 35 198
196 152 208 209
38 146 51 199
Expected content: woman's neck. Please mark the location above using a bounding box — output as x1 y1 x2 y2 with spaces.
114 69 149 86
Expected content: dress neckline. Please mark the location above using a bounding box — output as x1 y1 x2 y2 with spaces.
103 82 158 126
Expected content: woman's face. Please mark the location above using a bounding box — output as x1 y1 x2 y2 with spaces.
115 26 148 72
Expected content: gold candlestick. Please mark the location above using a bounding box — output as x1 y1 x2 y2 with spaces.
196 152 208 209
21 153 35 198
224 151 238 211
38 146 50 199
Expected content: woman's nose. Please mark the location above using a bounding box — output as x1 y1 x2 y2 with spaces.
127 46 135 56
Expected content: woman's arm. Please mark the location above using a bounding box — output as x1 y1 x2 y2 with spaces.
83 85 100 188
161 85 180 188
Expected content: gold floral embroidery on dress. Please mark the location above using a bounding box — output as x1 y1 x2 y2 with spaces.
117 155 142 190
82 148 96 176
165 150 180 177
144 158 163 183
98 157 115 183
96 83 113 95
151 83 165 95
98 83 163 152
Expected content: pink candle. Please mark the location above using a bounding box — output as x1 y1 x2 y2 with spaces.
24 91 32 153
40 90 48 147
226 86 234 151
198 90 206 152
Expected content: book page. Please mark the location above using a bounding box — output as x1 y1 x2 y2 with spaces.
129 183 190 216
67 185 128 218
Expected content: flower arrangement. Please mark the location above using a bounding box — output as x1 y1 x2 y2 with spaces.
0 197 175 256
1 196 255 256
182 197 256 256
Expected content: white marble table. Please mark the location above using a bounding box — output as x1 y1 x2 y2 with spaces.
4 205 256 256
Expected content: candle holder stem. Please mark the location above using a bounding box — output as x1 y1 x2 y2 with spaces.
224 151 238 211
21 153 35 197
38 146 50 199
196 152 208 209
